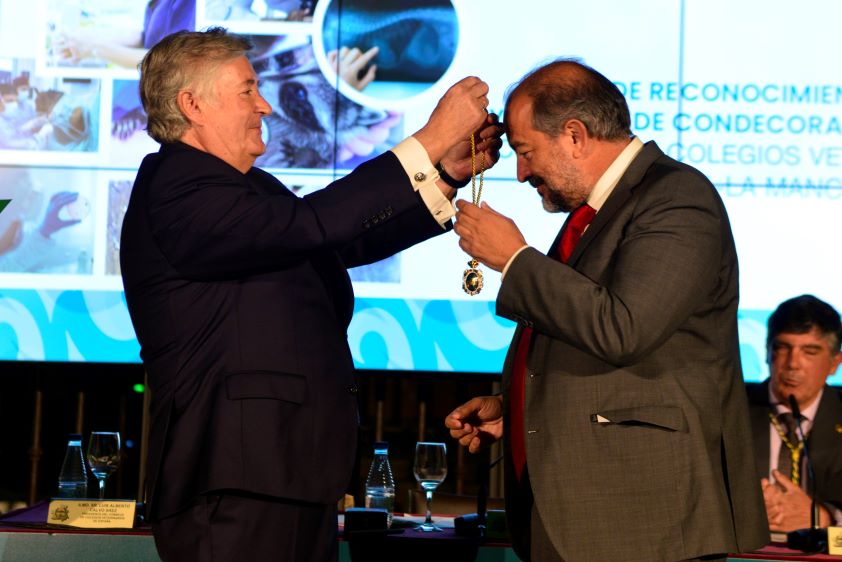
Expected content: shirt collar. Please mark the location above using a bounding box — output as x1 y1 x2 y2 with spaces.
768 383 824 423
586 136 644 212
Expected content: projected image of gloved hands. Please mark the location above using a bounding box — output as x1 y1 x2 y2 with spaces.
320 0 459 100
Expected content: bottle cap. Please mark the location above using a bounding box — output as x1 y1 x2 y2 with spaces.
373 441 389 451
68 433 82 441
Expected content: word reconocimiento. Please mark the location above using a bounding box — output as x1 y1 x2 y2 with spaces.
616 81 842 105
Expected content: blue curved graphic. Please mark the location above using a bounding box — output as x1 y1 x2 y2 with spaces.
0 289 140 362
0 288 825 385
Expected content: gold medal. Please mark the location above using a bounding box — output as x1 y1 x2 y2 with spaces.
461 133 485 295
462 259 484 295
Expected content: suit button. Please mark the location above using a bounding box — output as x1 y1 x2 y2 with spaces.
348 385 359 395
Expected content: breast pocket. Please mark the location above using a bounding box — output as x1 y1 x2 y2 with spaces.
590 404 687 432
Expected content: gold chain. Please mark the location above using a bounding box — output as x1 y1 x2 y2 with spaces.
768 411 804 485
462 133 487 296
470 133 485 205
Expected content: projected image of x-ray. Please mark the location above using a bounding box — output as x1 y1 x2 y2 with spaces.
204 0 316 22
0 166 97 274
249 35 404 170
0 59 100 153
316 0 458 104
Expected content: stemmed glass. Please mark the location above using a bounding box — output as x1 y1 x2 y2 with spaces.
86 432 120 500
413 442 447 532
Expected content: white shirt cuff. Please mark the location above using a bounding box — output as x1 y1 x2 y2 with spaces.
501 245 531 279
390 137 454 227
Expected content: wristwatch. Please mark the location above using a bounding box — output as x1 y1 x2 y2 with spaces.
435 161 470 189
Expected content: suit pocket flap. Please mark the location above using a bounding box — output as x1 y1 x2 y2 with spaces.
226 371 307 404
591 405 687 432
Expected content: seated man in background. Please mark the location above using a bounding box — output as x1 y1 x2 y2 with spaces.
748 294 842 532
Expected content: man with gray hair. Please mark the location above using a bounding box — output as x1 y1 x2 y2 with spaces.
120 28 502 561
446 59 768 561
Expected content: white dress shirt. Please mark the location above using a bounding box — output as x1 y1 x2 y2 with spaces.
502 136 645 277
391 137 455 227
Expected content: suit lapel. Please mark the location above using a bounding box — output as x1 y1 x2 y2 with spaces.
809 385 842 485
545 226 564 258
566 141 664 267
748 380 773 479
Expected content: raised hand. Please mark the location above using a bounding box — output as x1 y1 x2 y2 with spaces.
438 112 504 183
761 470 831 531
328 46 379 91
454 200 527 272
414 76 491 165
445 395 504 453
38 191 81 238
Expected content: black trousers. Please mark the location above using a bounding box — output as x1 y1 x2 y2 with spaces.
152 491 338 562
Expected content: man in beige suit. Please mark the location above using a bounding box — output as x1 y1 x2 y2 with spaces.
446 59 768 561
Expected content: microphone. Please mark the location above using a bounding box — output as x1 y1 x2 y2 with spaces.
785 394 827 553
454 454 503 538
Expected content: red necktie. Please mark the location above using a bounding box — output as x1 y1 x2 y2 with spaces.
509 204 596 480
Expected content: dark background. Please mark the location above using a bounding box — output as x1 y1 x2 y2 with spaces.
0 363 498 514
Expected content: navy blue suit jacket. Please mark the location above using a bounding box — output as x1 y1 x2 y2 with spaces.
120 142 446 519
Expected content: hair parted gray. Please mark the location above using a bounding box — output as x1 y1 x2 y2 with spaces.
505 58 631 141
139 27 252 144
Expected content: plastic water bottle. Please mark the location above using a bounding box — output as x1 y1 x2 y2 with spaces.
57 433 88 498
364 441 396 527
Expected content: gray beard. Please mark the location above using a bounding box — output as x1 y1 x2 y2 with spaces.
542 186 578 213
542 196 565 213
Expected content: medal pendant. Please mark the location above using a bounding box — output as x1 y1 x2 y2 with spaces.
462 259 484 296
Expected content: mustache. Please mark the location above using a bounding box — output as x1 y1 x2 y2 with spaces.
528 176 545 187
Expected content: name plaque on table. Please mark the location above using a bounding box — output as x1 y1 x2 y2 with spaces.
829 527 842 555
47 499 136 529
